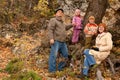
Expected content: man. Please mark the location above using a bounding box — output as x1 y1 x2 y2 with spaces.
48 8 72 73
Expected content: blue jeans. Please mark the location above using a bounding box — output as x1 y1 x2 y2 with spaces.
48 41 68 72
82 49 96 75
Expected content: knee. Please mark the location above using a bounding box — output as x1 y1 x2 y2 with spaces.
83 49 90 55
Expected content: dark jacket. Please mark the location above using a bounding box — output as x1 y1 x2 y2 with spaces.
48 16 72 42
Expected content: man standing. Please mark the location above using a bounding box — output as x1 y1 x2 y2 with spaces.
48 8 72 73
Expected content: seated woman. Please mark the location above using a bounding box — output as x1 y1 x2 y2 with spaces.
77 23 113 78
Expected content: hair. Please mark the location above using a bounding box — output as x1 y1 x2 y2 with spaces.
75 9 80 13
98 23 107 32
89 16 95 20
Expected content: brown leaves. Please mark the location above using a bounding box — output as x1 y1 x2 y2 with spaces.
0 47 13 69
0 46 14 79
0 28 120 80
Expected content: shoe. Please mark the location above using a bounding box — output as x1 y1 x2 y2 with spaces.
68 55 72 61
48 72 56 77
91 64 98 69
77 74 88 79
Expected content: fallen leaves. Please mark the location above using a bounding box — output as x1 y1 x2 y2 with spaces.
0 46 14 79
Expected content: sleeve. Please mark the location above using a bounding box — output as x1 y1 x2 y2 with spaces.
99 33 113 51
65 23 73 30
95 25 98 34
81 19 84 28
72 17 76 24
84 24 89 34
47 18 56 40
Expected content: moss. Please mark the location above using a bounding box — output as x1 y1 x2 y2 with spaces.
68 72 75 77
56 71 65 78
3 71 42 80
64 68 75 77
18 71 41 80
0 68 3 71
5 58 24 74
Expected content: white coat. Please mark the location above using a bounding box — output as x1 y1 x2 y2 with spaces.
89 32 113 64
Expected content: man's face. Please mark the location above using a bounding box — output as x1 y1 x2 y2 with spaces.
56 10 64 17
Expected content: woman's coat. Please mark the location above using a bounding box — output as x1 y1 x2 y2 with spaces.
89 32 113 64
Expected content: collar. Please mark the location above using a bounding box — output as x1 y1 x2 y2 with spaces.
98 32 107 38
88 23 97 27
55 16 63 22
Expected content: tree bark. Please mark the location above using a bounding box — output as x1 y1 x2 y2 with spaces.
83 0 109 26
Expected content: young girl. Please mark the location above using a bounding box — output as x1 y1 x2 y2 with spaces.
84 16 98 48
72 9 83 44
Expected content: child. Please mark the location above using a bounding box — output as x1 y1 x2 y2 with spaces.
84 16 98 48
72 9 83 44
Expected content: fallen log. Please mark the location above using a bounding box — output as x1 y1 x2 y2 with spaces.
96 68 104 80
107 57 116 74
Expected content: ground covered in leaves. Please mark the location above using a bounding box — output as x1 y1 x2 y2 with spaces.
0 29 120 80
0 0 120 80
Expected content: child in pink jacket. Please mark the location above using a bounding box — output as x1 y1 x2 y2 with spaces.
72 9 83 44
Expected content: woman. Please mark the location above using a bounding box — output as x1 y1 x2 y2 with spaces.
77 23 113 78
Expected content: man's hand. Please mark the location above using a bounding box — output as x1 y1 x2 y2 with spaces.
91 46 99 51
50 39 54 45
72 23 76 26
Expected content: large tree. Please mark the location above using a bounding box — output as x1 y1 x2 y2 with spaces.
83 0 109 26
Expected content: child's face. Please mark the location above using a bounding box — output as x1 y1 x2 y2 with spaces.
89 19 95 23
75 10 80 16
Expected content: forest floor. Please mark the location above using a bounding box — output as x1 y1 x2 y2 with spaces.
0 45 120 80
0 33 120 80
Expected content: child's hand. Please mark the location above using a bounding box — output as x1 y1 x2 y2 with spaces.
91 32 95 35
50 39 54 45
87 31 93 35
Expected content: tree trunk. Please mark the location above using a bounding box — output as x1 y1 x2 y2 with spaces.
83 0 109 26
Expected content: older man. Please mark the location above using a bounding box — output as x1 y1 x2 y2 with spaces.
48 8 72 73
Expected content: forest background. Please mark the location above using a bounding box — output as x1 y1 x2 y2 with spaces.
0 0 120 80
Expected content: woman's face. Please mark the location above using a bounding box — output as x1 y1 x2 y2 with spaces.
99 26 105 33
